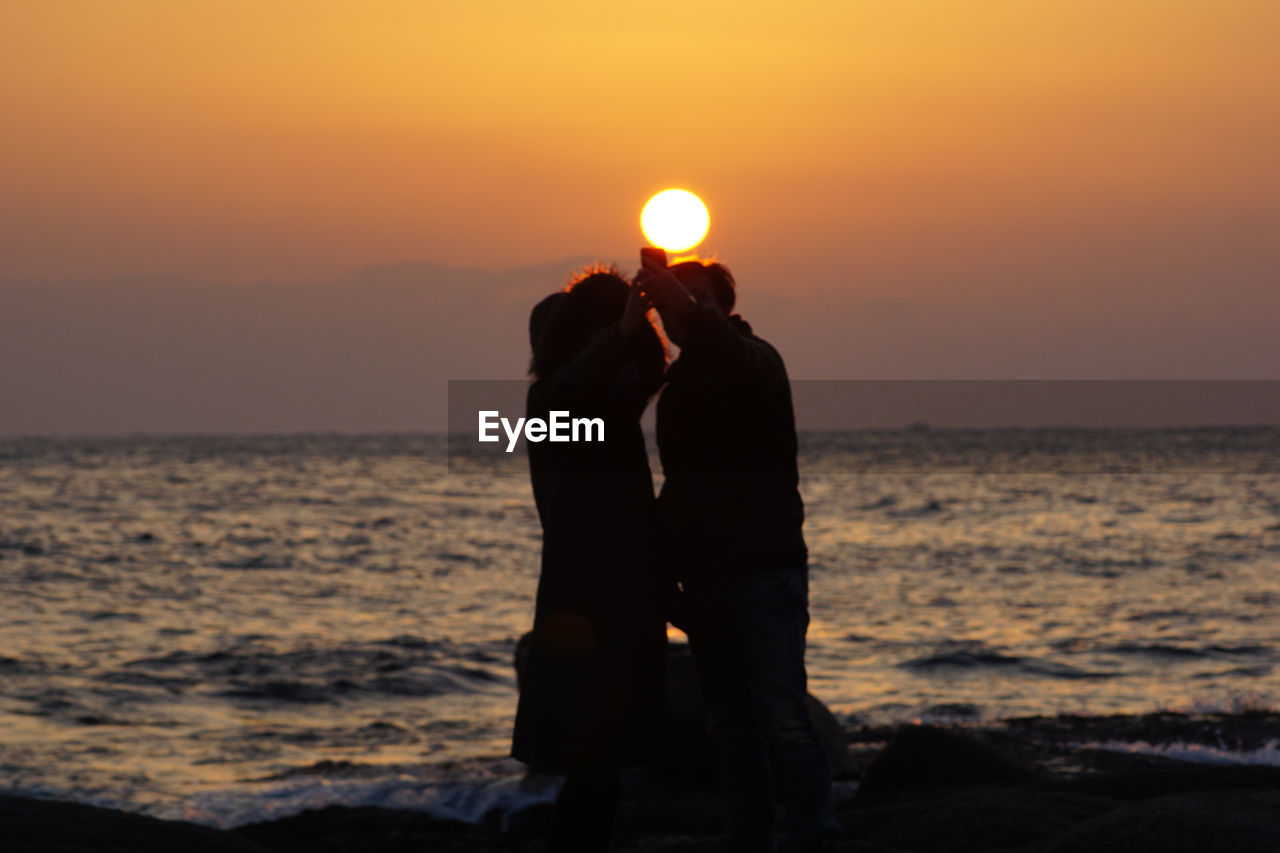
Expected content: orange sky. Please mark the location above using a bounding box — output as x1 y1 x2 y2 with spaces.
4 0 1277 294
3 2 1280 432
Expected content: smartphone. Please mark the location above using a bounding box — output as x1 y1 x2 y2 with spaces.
640 247 667 270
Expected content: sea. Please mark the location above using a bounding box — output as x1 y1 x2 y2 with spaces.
1 429 1278 828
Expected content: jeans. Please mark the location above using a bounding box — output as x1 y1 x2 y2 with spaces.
684 565 841 852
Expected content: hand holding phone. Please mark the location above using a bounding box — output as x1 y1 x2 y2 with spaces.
640 247 667 270
636 246 694 315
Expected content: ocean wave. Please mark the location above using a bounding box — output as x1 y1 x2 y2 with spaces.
1099 643 1274 660
176 759 558 830
1077 739 1280 767
898 645 1113 680
120 637 514 706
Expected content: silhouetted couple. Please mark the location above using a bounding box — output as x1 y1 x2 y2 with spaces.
512 257 841 853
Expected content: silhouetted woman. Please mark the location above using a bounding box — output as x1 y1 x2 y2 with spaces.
512 268 668 852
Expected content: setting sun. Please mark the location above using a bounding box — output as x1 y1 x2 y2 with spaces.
641 189 710 253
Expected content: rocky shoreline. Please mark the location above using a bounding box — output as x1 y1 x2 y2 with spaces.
5 709 1279 852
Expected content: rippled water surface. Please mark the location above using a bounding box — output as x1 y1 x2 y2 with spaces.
1 430 1277 825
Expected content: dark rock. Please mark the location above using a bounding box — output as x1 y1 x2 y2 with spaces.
840 786 1118 853
1039 791 1280 853
514 632 856 780
0 794 271 853
493 799 554 838
615 767 728 836
803 689 861 778
1052 762 1280 800
235 805 526 852
1004 710 1280 754
856 726 1038 800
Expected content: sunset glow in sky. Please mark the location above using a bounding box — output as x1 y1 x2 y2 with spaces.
5 1 1276 284
3 1 1279 432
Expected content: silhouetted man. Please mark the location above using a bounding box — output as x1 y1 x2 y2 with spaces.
636 258 841 853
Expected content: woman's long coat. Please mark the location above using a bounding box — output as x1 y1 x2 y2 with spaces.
511 324 668 773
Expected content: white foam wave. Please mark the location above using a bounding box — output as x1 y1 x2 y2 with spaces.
178 762 561 830
1077 739 1280 767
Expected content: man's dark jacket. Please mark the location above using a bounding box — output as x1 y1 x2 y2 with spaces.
656 306 807 582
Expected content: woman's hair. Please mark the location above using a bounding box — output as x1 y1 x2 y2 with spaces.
528 291 567 352
529 264 666 381
669 259 736 313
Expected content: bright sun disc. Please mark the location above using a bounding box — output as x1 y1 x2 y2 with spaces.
641 189 709 252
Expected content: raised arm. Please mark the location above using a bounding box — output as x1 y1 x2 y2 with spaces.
635 263 779 380
539 285 659 408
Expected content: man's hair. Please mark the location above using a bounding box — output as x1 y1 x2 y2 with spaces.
669 260 736 313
